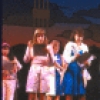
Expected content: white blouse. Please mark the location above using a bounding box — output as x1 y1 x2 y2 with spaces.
63 41 89 63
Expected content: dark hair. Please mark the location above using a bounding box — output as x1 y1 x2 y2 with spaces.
70 27 84 41
2 47 14 60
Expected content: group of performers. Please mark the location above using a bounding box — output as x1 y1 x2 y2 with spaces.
2 27 96 100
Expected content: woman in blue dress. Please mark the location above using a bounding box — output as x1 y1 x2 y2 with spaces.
62 27 91 100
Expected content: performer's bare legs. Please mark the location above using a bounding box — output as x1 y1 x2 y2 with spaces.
79 95 86 100
39 93 45 100
65 95 73 100
47 96 52 100
54 96 60 100
47 96 60 100
28 93 37 100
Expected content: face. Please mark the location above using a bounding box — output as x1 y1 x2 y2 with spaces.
53 43 60 54
2 47 10 56
36 33 45 44
74 34 83 43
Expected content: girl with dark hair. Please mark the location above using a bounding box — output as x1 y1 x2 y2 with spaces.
2 42 22 100
23 28 62 100
62 27 91 100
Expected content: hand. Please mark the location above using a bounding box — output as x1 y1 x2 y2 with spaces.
27 40 32 48
76 53 80 57
11 57 18 64
11 60 17 64
74 54 80 60
42 60 48 65
30 56 34 60
63 63 68 70
60 67 63 72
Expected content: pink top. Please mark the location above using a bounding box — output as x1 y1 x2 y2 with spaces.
23 44 55 65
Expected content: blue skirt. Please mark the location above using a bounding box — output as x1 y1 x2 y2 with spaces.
62 61 85 96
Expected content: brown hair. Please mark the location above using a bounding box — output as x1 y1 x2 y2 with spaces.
30 28 48 46
2 42 15 60
70 27 84 41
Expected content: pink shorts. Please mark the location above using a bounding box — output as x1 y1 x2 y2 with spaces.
26 64 51 93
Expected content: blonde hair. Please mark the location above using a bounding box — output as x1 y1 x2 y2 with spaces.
29 28 48 46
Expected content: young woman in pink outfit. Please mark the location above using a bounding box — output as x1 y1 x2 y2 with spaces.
23 28 62 100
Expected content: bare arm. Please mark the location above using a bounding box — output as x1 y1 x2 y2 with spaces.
47 44 63 71
23 40 33 63
12 57 23 72
60 55 68 83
